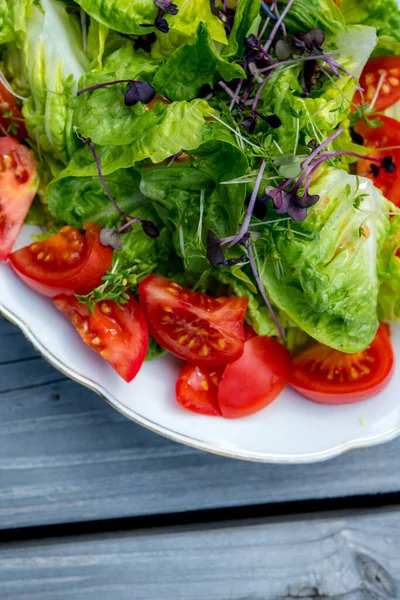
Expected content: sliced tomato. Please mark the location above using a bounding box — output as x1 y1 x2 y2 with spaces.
54 293 149 382
138 275 248 366
218 335 291 419
354 56 400 112
0 82 27 139
289 324 394 404
356 115 400 206
10 223 113 297
0 137 38 260
176 363 223 416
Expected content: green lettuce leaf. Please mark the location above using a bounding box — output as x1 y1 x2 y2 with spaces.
46 166 149 228
87 18 109 71
222 0 261 60
256 168 390 353
170 0 227 45
152 23 244 102
72 0 156 35
378 210 400 321
282 0 344 34
19 0 89 164
257 23 376 155
340 0 400 41
0 0 31 46
140 124 248 272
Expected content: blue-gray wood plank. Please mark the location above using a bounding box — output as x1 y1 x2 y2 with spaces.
2 316 400 530
0 507 398 599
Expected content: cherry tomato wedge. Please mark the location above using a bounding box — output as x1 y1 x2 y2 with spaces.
54 293 149 383
356 116 400 206
0 82 27 139
176 363 223 416
354 56 400 112
10 223 113 297
289 324 394 404
138 275 248 366
0 137 38 260
218 336 291 419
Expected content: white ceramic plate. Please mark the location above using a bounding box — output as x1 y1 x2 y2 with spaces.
1 225 400 463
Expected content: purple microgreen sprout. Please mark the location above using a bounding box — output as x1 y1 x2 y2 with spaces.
206 231 247 269
141 0 178 33
247 243 284 340
167 150 184 167
263 0 294 53
228 159 267 249
77 79 156 107
260 0 277 20
74 130 160 242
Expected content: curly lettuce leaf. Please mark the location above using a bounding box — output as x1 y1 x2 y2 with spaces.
281 0 344 34
258 24 376 155
257 168 390 353
46 166 146 227
0 0 31 46
340 0 400 41
71 0 156 35
153 23 244 102
170 0 227 45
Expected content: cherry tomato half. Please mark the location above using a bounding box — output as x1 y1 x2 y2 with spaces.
54 293 149 382
354 56 400 113
356 115 400 206
10 223 113 297
138 275 248 366
0 137 38 260
289 324 394 404
176 363 223 416
0 81 27 139
218 335 291 419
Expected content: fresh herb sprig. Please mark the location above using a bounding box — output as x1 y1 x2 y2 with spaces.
76 260 156 312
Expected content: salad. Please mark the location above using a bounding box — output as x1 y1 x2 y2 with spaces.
1 0 399 418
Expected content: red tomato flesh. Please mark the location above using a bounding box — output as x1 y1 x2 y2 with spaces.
138 275 248 366
218 335 291 419
10 223 113 297
356 116 400 206
0 82 27 139
176 363 223 416
289 324 394 404
0 137 38 260
54 293 149 382
354 56 400 113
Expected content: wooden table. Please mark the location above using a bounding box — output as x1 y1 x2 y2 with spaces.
1 316 399 599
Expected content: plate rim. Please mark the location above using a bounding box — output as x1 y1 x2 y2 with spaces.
1 302 399 464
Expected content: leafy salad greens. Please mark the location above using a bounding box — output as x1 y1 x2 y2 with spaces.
2 0 400 360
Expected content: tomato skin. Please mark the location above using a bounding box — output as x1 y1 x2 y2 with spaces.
354 56 400 112
54 293 149 382
176 363 223 416
10 223 113 297
289 324 394 404
0 82 27 139
218 336 291 419
0 137 38 260
356 116 400 206
138 274 248 366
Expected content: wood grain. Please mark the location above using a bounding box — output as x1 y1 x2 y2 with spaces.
2 316 400 530
0 507 398 599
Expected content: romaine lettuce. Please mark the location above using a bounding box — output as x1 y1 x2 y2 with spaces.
378 211 400 321
257 168 390 353
20 0 89 164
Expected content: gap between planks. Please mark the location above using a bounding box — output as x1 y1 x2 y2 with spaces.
0 505 398 600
